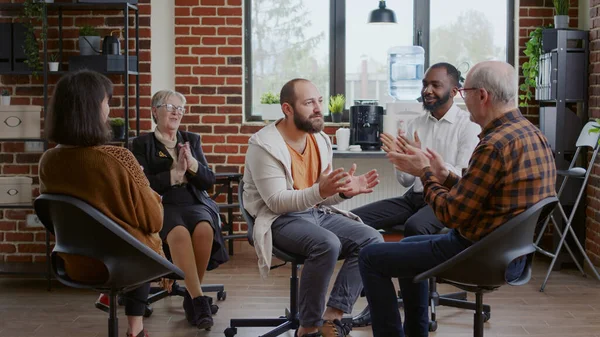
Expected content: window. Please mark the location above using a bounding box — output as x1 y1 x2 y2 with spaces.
244 0 515 121
345 1 413 108
429 0 511 77
245 0 329 121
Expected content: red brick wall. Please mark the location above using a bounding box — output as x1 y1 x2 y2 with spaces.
173 0 249 177
2 0 596 265
587 0 600 267
0 0 152 263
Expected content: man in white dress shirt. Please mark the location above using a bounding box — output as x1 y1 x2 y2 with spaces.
352 62 480 237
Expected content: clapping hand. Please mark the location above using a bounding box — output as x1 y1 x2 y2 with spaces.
386 136 430 176
423 148 450 182
398 129 422 150
178 142 195 166
174 145 189 182
381 130 421 154
343 163 379 197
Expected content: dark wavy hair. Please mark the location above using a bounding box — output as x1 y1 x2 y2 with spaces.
45 70 113 146
429 62 461 88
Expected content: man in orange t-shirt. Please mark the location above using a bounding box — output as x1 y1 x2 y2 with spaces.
243 79 384 337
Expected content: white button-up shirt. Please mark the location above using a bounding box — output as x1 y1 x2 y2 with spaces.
395 103 481 193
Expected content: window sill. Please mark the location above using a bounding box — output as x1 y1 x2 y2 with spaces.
242 120 351 127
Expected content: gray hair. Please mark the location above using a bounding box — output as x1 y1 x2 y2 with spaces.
151 90 187 123
468 63 516 106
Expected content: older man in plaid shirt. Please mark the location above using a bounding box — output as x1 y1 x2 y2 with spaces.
358 61 557 337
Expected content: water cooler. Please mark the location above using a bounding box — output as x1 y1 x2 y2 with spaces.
388 45 425 101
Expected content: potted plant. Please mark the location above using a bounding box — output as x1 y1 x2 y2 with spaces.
1 89 10 106
110 117 125 139
48 53 59 72
259 91 282 121
328 94 345 123
519 26 544 107
18 0 48 77
553 0 569 29
79 25 101 56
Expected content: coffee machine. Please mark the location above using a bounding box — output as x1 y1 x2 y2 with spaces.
350 101 384 151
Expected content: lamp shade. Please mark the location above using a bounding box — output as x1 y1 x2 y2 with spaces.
368 1 397 24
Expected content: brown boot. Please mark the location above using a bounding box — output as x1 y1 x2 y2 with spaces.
320 319 349 337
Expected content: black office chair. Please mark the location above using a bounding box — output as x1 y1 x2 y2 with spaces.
224 181 352 337
414 197 558 337
34 194 185 337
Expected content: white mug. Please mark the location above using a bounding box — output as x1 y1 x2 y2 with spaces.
335 128 350 151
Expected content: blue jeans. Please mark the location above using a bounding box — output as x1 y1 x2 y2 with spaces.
358 229 472 337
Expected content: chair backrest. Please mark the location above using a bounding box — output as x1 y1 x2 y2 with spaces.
238 180 304 264
34 194 183 291
414 197 558 288
238 180 255 246
576 121 600 148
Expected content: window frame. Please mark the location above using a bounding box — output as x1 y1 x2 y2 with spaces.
244 0 515 122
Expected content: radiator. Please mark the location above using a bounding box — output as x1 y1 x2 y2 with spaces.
332 156 408 211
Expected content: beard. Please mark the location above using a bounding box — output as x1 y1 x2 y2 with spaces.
292 108 324 134
422 90 451 112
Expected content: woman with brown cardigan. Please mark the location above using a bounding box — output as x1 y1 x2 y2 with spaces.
38 70 166 337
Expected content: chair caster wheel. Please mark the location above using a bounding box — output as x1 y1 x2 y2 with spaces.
144 305 153 318
429 321 438 332
211 304 219 315
224 327 237 337
484 312 491 322
217 290 227 301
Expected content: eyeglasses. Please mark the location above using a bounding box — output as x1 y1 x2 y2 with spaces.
157 103 186 115
458 87 479 99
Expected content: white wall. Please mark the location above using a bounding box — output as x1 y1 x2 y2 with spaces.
150 0 175 94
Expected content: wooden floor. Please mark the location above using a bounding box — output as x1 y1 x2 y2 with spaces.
1 241 600 337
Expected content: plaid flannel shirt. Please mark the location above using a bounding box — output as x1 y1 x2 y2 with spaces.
421 109 557 242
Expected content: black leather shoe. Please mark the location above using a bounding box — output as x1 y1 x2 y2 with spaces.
351 306 372 327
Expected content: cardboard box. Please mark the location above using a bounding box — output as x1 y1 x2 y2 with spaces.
0 105 42 139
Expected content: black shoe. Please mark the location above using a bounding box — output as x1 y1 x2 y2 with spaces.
182 291 195 325
351 306 372 327
192 295 214 330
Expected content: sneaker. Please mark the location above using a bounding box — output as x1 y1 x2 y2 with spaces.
320 319 349 337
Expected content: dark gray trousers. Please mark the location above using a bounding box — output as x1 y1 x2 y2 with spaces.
351 188 445 236
271 208 384 327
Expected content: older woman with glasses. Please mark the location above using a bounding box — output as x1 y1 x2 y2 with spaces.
132 90 229 330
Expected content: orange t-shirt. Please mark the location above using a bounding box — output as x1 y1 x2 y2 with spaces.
286 134 321 190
